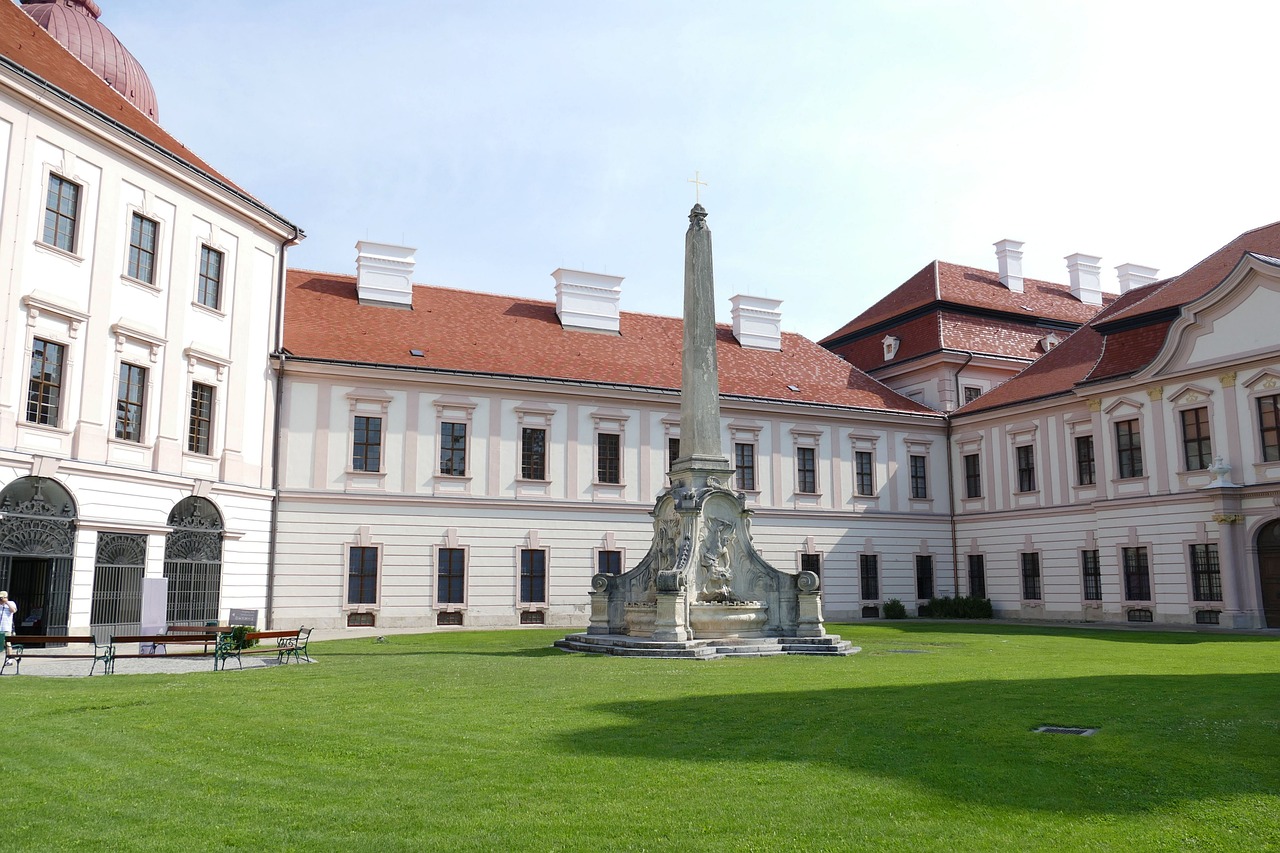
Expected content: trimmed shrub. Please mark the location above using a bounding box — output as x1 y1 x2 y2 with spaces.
883 598 908 619
919 596 993 619
230 625 259 649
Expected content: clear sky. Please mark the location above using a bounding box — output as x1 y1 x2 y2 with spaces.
86 0 1280 341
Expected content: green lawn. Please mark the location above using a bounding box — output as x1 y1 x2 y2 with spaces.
8 623 1279 851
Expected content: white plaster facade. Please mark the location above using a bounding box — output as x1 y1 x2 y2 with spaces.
273 357 954 629
0 36 298 635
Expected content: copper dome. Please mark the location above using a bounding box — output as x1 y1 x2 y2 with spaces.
21 0 158 121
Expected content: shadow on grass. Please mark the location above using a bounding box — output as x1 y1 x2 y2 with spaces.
851 621 1280 646
557 673 1280 816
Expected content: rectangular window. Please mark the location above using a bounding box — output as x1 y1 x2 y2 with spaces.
1190 544 1222 602
854 450 874 496
127 213 158 284
1260 394 1280 462
800 553 821 578
735 443 756 491
967 554 986 598
114 363 146 442
1021 552 1041 600
668 437 680 470
26 338 65 426
597 432 621 483
1116 419 1144 478
347 546 378 605
1076 435 1096 486
353 415 382 472
437 547 465 604
197 245 224 309
909 454 928 499
915 555 934 599
520 427 546 480
1122 546 1151 601
860 554 879 600
43 174 80 252
187 383 214 455
1016 444 1037 492
963 453 982 498
597 550 622 575
440 421 467 476
520 549 547 603
1082 550 1102 601
963 386 982 405
1181 407 1212 471
796 447 817 494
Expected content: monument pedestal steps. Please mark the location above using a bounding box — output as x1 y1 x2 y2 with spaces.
555 632 858 660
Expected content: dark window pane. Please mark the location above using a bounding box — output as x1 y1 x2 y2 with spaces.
597 550 621 575
43 175 79 252
735 443 756 491
440 421 466 476
909 455 927 499
520 548 547 603
353 416 383 472
860 554 878 600
597 432 621 483
1076 435 1096 486
797 447 817 494
915 555 933 599
348 546 378 605
1122 547 1150 601
1016 445 1036 492
127 213 158 283
1021 552 1041 600
115 363 146 442
1260 395 1280 462
27 338 65 426
963 453 982 499
967 554 986 598
1190 544 1222 602
1181 407 1212 471
1116 419 1144 478
855 450 874 496
800 553 821 578
521 427 546 480
187 383 214 455
668 437 680 470
1082 550 1102 600
438 548 465 604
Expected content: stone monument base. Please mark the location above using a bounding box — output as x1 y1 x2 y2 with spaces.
553 632 859 660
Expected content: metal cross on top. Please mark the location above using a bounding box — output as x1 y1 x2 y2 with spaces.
687 171 708 204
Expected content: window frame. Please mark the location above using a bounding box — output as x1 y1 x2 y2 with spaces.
126 212 159 285
437 546 467 606
520 426 547 481
915 554 934 600
187 382 215 456
352 414 383 473
734 442 757 492
1180 406 1212 472
1081 549 1102 601
1115 418 1144 479
1075 435 1096 486
1015 444 1037 493
1021 552 1042 601
42 173 81 254
1189 543 1222 602
26 337 67 427
799 552 821 579
963 385 982 405
854 450 875 497
196 244 225 310
596 431 621 484
967 554 986 599
1259 393 1280 463
596 549 623 575
347 545 379 606
859 553 879 601
796 446 817 495
1121 546 1151 602
519 548 548 604
909 454 928 500
114 362 147 443
439 420 468 477
963 452 982 499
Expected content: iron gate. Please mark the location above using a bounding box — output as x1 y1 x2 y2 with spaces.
90 533 146 640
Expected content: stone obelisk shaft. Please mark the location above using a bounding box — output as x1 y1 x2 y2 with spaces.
674 204 732 481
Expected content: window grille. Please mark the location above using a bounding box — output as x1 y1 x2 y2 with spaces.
597 433 620 483
967 554 986 598
1075 435 1096 486
1127 608 1153 622
1021 552 1041 600
915 555 933 600
436 611 463 626
1081 550 1102 601
855 450 874 496
438 547 466 604
1190 544 1222 601
188 383 214 455
520 549 547 603
860 554 879 600
163 497 223 625
1122 547 1151 601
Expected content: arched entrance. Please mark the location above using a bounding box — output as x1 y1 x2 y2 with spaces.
0 477 76 636
1259 520 1280 628
164 497 223 625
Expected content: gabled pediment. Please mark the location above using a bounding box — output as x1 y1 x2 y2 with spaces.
1167 383 1216 406
1242 369 1280 393
1137 253 1280 380
1104 396 1145 417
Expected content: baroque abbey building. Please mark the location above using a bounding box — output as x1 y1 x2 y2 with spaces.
1 1 1276 636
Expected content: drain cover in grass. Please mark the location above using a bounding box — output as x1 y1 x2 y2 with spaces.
1034 725 1097 736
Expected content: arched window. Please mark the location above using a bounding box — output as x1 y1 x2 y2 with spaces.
0 477 77 636
163 497 223 625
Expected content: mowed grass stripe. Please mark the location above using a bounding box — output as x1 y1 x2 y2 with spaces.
6 623 1278 851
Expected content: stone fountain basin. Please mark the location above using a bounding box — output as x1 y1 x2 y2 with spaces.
690 601 768 638
623 602 657 636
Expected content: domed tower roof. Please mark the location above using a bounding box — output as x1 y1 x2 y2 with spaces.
21 0 158 121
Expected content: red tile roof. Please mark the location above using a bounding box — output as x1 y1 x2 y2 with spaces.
284 270 937 415
821 260 1111 347
955 220 1280 415
0 1 290 227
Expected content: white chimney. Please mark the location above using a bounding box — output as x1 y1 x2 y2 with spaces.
355 241 416 308
730 294 783 351
994 239 1025 293
553 268 623 334
1115 263 1159 294
1065 253 1104 306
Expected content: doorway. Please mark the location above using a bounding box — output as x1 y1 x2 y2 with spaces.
1259 520 1280 628
0 477 77 638
3 556 71 635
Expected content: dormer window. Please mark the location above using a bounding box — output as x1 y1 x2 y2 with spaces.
1040 332 1061 352
882 335 900 361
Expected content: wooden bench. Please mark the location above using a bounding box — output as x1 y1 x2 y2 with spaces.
167 624 232 652
3 635 114 676
110 634 218 665
214 628 311 670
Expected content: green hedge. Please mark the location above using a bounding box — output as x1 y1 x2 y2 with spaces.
918 596 994 619
883 598 908 619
